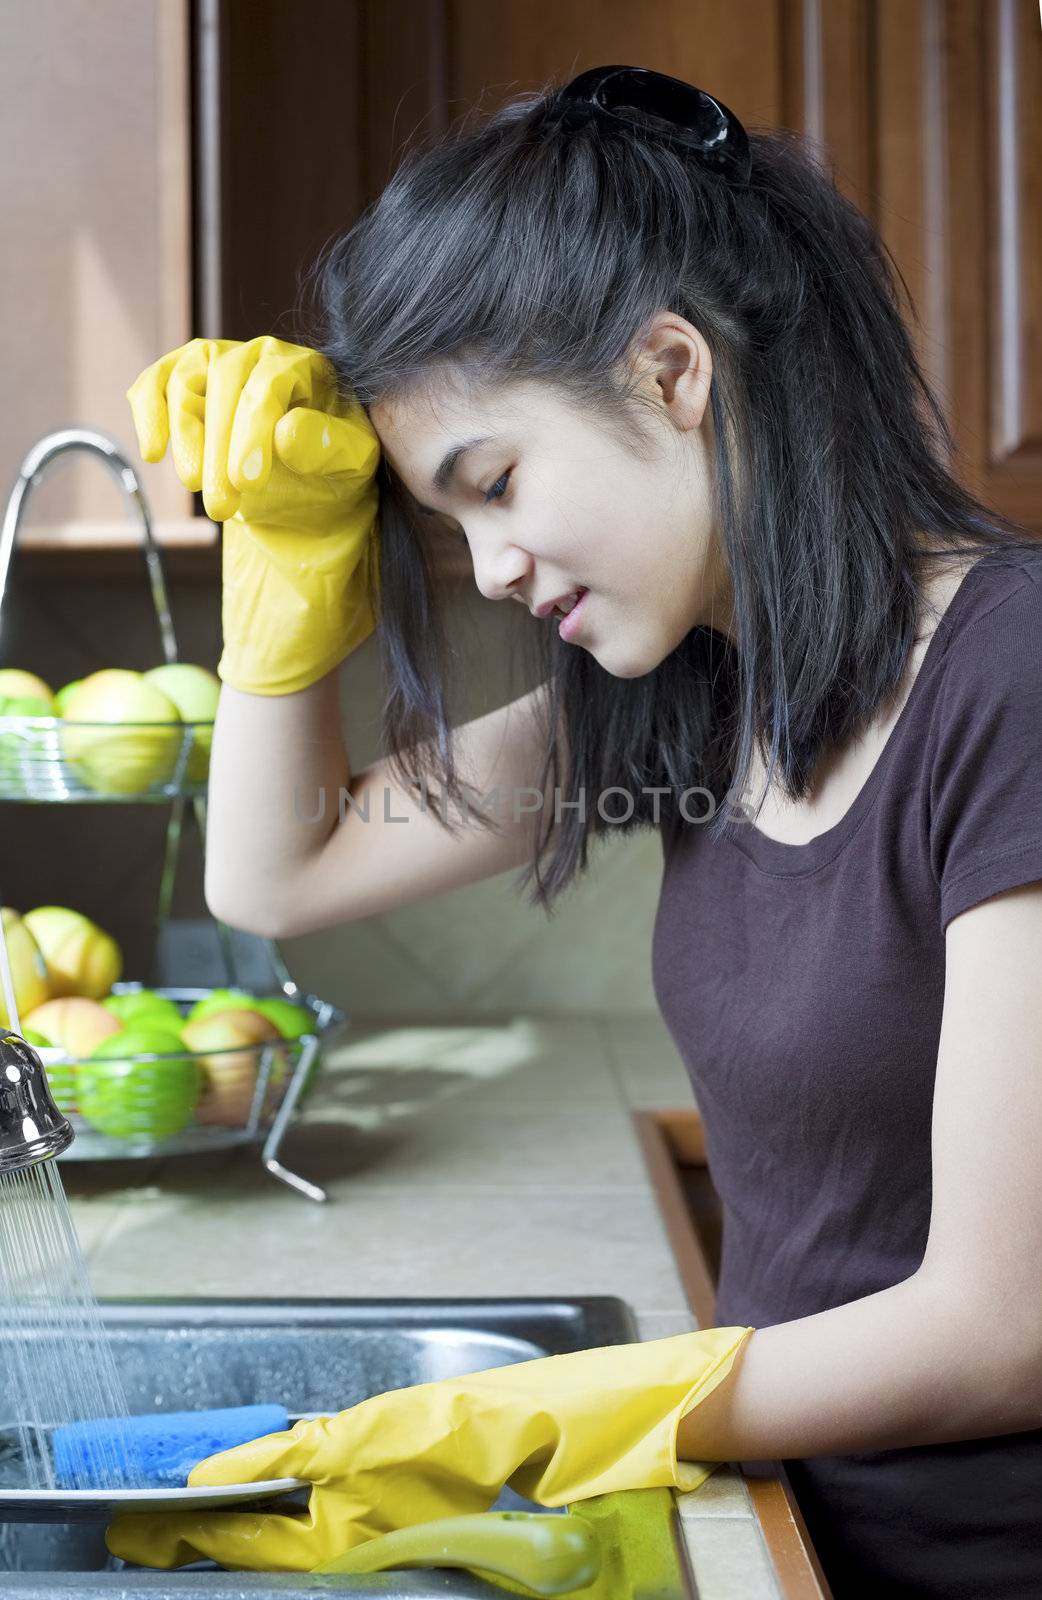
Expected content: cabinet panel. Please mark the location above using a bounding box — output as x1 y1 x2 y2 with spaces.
0 0 203 544
873 0 1041 522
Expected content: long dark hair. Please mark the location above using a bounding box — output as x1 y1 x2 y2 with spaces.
297 73 1039 912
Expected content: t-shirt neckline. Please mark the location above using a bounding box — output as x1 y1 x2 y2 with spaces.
718 552 996 876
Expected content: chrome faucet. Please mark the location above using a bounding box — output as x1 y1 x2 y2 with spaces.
0 426 179 663
0 1031 73 1172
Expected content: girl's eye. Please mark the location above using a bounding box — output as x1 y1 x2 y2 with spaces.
483 469 512 505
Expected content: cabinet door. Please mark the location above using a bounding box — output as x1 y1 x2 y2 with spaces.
873 0 1041 526
0 0 203 548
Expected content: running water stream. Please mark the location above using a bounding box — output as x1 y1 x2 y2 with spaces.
0 915 143 1498
0 1157 143 1492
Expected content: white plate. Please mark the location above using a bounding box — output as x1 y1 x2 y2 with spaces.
0 1476 310 1523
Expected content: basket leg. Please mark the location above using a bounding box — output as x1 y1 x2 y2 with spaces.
156 796 185 930
261 934 299 999
261 1034 327 1203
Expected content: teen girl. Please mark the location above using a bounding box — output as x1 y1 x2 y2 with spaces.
115 66 1042 1598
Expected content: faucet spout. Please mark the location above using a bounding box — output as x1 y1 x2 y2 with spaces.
0 426 179 664
0 1031 74 1172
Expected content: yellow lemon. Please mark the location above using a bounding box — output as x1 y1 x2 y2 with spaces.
23 906 122 1000
0 670 54 706
60 671 181 796
0 907 52 1028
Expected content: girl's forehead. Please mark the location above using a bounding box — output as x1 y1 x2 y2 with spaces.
370 379 560 449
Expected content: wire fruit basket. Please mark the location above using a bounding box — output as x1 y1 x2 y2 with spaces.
0 715 212 803
33 983 345 1200
0 429 349 1202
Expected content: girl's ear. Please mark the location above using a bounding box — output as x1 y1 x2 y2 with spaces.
631 313 712 430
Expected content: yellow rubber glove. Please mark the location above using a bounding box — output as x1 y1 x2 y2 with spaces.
126 335 381 696
105 1327 754 1573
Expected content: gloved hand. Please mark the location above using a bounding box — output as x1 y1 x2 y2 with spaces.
106 1326 754 1573
126 334 381 696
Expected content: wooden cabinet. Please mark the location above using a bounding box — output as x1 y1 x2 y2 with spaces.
208 0 1040 561
6 4 1038 554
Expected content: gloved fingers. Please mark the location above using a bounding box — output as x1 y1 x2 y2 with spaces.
105 1507 320 1573
189 1402 421 1491
227 345 336 496
273 405 380 483
160 338 239 498
125 339 206 466
126 347 179 464
200 340 275 523
187 1417 318 1489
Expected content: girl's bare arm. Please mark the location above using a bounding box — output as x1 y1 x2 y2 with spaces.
204 671 565 939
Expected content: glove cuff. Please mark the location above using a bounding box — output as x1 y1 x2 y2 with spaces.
503 1325 757 1505
671 1325 755 1492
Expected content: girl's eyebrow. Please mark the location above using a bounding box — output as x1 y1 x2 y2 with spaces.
415 435 496 513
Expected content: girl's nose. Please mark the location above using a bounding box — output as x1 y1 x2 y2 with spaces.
472 542 532 604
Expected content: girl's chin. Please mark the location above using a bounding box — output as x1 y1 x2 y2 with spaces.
590 639 664 681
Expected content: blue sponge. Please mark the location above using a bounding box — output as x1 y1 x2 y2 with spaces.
51 1403 291 1489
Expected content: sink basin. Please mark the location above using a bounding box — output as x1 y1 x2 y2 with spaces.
0 1296 678 1597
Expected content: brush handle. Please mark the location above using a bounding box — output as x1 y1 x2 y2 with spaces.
313 1510 600 1595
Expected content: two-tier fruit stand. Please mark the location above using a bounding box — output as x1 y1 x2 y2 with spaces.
0 429 346 1201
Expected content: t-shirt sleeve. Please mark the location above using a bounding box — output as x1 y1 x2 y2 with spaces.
930 571 1042 934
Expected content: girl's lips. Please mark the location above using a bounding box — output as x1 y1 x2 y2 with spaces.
557 587 589 643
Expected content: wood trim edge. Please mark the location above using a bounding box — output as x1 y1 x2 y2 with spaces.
19 518 217 552
635 1109 834 1600
634 1109 717 1331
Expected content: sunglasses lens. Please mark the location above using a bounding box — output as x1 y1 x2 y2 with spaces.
598 69 724 150
555 65 751 183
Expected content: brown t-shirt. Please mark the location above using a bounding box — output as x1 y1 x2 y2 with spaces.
652 545 1042 1597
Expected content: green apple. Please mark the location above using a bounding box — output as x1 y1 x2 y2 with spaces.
251 996 315 1041
1 695 54 717
142 664 219 784
185 988 257 1025
59 671 182 796
54 680 84 717
102 989 184 1034
78 1027 200 1139
23 906 122 1000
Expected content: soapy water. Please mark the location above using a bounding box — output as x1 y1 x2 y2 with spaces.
0 1160 144 1492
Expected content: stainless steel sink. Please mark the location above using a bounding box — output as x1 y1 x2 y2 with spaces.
1 1296 686 1597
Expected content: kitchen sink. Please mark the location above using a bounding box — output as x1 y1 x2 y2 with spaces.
1 1297 688 1597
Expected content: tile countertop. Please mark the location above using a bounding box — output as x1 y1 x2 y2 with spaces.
60 1012 783 1600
